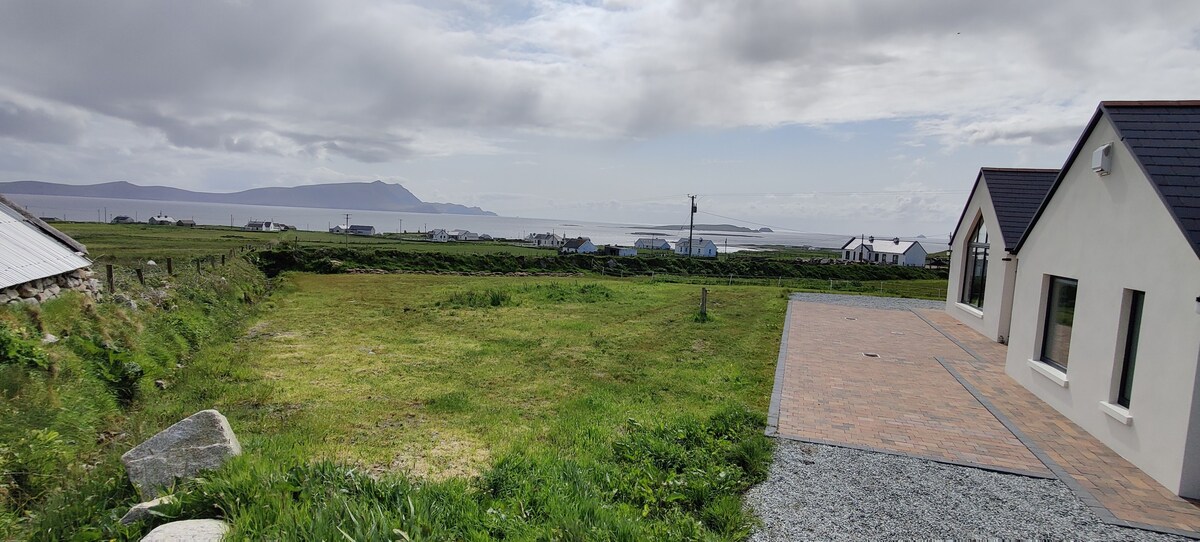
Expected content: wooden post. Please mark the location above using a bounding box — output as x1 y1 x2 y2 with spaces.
700 287 708 319
221 254 226 266
105 264 114 292
135 268 144 286
196 259 202 274
167 257 173 276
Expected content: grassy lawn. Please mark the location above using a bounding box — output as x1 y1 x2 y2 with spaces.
241 274 784 477
53 222 556 264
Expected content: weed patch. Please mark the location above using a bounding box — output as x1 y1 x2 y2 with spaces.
440 289 513 308
524 282 614 303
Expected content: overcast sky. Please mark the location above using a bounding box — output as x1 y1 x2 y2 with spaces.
1 1 1198 236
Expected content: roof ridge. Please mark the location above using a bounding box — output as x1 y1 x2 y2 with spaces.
980 167 1060 173
1101 100 1200 107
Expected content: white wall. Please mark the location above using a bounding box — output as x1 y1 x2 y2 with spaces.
944 180 1018 342
902 244 928 266
1005 117 1200 497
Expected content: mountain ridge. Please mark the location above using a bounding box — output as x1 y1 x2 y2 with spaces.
0 180 496 216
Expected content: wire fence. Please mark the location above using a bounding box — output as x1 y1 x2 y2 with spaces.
97 244 269 294
630 272 946 300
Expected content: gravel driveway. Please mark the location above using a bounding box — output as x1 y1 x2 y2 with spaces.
745 439 1187 541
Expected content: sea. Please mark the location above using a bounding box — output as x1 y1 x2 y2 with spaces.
5 194 949 253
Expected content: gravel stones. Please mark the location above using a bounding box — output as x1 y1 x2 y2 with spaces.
789 292 944 311
745 439 1186 541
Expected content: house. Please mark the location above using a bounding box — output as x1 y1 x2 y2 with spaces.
450 229 479 241
560 237 597 254
527 233 564 248
603 246 637 257
176 219 196 227
347 225 375 236
329 225 348 234
634 238 670 250
0 195 99 304
428 229 450 242
110 216 137 224
148 215 176 225
674 238 718 258
244 220 279 232
840 237 928 266
944 168 1059 342
945 101 1200 499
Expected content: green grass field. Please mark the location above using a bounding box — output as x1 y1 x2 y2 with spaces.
53 223 556 264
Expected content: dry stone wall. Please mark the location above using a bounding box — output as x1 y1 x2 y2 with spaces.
0 267 101 305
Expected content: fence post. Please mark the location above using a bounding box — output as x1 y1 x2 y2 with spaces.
196 259 202 274
105 264 114 292
700 287 708 318
221 254 226 266
135 268 144 286
167 257 173 276
728 274 733 286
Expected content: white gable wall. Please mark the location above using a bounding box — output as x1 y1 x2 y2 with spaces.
1005 116 1200 497
945 180 1019 342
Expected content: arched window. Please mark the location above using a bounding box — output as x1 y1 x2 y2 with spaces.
960 220 988 308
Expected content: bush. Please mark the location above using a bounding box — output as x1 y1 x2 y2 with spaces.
0 324 49 370
441 289 512 308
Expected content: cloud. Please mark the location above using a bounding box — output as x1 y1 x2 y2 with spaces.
0 99 86 144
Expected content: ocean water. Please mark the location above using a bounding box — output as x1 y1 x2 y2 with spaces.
5 194 949 252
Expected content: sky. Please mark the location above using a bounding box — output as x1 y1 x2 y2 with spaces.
1 1 1199 237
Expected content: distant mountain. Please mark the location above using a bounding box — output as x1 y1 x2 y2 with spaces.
0 180 496 216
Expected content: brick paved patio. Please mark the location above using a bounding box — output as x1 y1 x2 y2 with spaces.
770 299 1200 538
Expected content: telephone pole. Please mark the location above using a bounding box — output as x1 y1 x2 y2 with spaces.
687 195 697 259
344 213 351 246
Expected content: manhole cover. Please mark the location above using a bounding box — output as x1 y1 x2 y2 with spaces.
863 352 880 358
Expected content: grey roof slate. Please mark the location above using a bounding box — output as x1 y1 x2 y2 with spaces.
980 168 1059 252
1104 102 1200 258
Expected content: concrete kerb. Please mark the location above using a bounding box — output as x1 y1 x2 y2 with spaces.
912 309 1200 540
765 300 795 437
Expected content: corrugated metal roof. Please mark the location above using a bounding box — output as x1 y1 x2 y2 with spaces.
841 238 921 255
0 203 92 290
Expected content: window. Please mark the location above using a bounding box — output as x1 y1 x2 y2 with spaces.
1040 277 1078 370
1116 290 1145 408
892 254 898 264
960 221 988 308
845 250 851 259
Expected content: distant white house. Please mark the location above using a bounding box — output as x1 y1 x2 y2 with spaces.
634 238 670 250
451 229 479 241
674 238 718 258
329 225 348 234
148 215 176 226
561 237 597 254
840 237 927 266
110 215 137 224
527 233 564 248
244 220 280 232
603 246 637 257
428 229 450 242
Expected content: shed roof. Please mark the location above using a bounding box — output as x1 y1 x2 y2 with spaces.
0 198 92 290
1015 101 1200 259
842 237 921 255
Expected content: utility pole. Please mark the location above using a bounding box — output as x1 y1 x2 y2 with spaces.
687 195 697 259
398 219 403 243
344 213 351 246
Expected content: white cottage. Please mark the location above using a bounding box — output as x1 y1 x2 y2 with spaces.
634 238 670 250
428 229 450 242
560 237 597 254
946 101 1200 498
944 168 1059 342
840 237 927 266
674 238 718 258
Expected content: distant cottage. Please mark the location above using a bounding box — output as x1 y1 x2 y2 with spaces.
450 229 479 241
603 246 637 257
148 215 176 226
244 220 280 232
634 238 670 250
347 225 376 236
176 219 196 228
840 237 927 266
560 237 597 254
110 215 137 224
527 233 564 248
428 229 450 242
674 238 718 258
0 195 100 304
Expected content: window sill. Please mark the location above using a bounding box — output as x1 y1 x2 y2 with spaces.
1098 401 1133 425
955 303 984 319
1026 359 1069 387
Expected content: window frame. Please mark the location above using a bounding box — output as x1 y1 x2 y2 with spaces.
1039 276 1079 371
1116 290 1145 408
959 219 989 309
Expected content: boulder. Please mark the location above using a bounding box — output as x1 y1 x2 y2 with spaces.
140 519 229 541
119 495 176 525
121 410 241 499
17 282 38 298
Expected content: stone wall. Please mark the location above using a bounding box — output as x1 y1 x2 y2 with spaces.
0 267 101 305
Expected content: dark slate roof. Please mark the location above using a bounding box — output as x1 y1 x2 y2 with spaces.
980 168 1059 252
1014 101 1200 259
563 238 589 249
1104 102 1200 259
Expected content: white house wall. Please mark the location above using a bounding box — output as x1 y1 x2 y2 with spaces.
1005 116 1200 497
945 180 1017 342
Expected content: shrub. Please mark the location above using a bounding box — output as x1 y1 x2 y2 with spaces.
0 325 49 370
441 289 512 308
